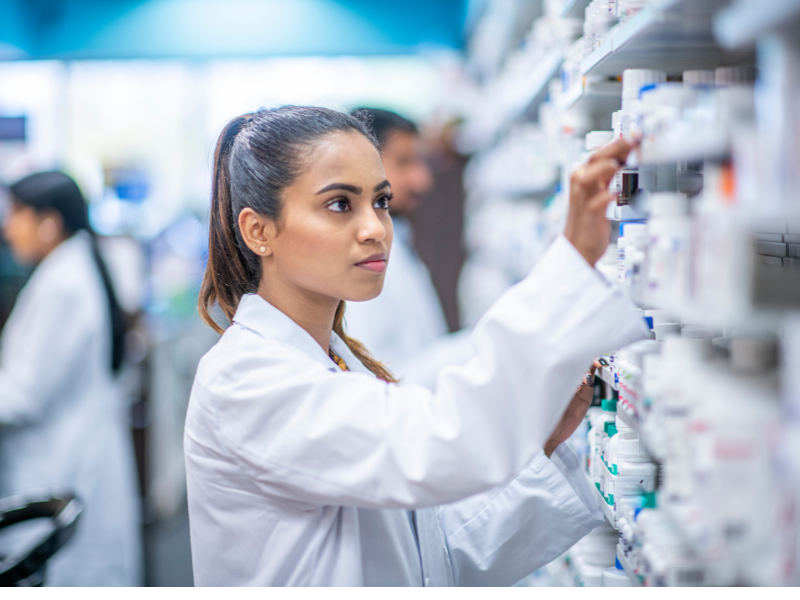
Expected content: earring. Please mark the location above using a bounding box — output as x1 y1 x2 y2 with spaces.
259 246 266 253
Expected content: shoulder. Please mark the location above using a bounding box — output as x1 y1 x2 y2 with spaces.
194 322 333 400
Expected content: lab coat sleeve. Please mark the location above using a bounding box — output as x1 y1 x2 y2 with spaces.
196 235 648 509
441 443 603 586
0 284 92 425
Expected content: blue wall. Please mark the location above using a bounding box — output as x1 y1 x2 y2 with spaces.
0 0 466 59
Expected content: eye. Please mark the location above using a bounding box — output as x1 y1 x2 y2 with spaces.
327 198 350 213
374 194 393 210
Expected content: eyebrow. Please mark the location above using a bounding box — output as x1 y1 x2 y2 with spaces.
316 180 391 195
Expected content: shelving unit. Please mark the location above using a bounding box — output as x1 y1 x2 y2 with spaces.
596 365 617 390
462 0 800 585
580 0 753 77
559 79 622 114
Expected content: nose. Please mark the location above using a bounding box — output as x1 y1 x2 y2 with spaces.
355 205 388 245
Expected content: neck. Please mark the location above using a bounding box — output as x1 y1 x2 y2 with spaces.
257 273 339 353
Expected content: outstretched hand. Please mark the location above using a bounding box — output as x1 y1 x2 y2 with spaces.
564 139 636 266
544 360 601 458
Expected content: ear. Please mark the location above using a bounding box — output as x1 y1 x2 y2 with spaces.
238 207 277 257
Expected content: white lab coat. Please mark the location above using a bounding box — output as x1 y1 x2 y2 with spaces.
344 217 449 372
184 235 647 586
0 231 142 586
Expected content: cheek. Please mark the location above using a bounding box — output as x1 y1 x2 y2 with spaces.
276 216 351 280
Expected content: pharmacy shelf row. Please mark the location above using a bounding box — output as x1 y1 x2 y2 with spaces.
714 0 800 49
595 365 617 390
459 49 562 151
579 0 753 78
587 474 616 525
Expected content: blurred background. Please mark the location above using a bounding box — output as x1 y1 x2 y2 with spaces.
0 0 799 588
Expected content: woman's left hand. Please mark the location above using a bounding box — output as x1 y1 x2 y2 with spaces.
544 360 601 458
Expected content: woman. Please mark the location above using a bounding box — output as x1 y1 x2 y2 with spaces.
187 106 646 586
0 172 141 586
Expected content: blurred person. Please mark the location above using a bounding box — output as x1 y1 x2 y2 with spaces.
186 106 646 585
343 108 449 374
0 172 142 586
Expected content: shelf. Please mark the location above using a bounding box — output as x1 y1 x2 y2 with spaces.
459 50 562 151
559 80 622 114
616 543 642 586
587 474 616 527
581 0 754 78
596 365 618 390
714 0 800 50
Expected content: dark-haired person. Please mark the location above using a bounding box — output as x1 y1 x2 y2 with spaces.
186 106 646 586
0 172 141 586
343 108 449 377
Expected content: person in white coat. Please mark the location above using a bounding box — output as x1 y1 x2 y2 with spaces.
343 109 452 376
187 106 645 586
0 172 142 586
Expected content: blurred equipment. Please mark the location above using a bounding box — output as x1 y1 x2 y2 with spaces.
0 492 82 587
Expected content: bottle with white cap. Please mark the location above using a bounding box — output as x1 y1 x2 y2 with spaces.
615 435 657 510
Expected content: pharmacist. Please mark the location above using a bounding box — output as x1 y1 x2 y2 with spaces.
186 106 647 586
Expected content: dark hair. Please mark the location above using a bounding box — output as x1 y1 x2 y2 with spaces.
350 108 418 147
9 171 127 372
199 105 397 383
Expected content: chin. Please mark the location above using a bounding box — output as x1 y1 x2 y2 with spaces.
344 283 384 303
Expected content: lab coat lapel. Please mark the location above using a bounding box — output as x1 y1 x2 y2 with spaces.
233 294 370 374
232 294 335 369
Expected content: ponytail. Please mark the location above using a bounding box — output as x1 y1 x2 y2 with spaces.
198 114 255 334
199 106 397 383
333 301 398 383
88 234 128 371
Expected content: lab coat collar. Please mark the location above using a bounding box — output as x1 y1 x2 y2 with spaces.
232 294 372 376
37 229 91 270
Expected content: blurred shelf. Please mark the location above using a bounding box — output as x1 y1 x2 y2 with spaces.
714 0 800 49
616 544 642 586
561 0 591 19
581 0 753 78
597 365 618 390
460 50 562 151
560 79 622 114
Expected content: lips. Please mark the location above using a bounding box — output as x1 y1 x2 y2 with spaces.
355 252 387 273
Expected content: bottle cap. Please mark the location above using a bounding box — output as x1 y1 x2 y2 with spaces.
642 492 657 509
617 435 649 460
604 422 618 436
601 399 618 412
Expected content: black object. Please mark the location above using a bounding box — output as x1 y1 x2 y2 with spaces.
0 492 82 587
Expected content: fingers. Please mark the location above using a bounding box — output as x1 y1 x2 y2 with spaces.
571 159 621 201
589 137 636 164
587 190 618 212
